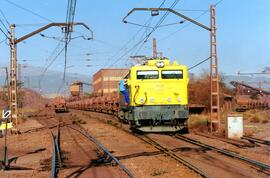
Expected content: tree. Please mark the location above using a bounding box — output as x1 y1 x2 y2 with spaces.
188 70 233 111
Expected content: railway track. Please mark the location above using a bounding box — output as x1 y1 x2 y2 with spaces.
174 134 270 175
35 113 63 177
194 132 255 148
241 136 270 146
74 110 270 177
136 134 211 178
66 125 135 178
37 115 60 129
36 114 64 177
41 112 135 178
37 113 135 178
77 111 211 178
60 112 270 177
52 115 135 178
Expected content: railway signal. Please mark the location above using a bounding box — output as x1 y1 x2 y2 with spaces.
2 110 11 119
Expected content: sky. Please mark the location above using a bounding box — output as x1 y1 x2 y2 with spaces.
0 0 269 82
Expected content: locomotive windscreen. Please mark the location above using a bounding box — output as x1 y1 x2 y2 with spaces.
137 70 159 79
161 70 183 79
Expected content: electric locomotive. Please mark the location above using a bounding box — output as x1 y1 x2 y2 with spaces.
118 58 189 132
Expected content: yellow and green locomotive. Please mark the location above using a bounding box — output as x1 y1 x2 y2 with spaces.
119 58 189 132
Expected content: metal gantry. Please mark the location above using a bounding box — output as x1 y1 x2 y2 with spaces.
209 5 220 132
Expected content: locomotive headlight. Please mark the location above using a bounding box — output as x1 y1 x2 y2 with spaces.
177 97 181 102
167 97 172 102
156 61 165 68
140 98 145 103
150 97 155 103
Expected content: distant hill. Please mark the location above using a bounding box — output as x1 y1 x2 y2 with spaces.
22 88 49 109
0 66 91 98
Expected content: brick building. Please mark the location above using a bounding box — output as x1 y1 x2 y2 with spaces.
92 68 129 95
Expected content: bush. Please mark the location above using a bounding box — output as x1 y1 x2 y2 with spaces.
188 70 233 111
70 114 86 124
189 114 208 128
250 115 260 123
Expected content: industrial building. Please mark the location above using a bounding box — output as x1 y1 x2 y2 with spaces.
92 68 129 95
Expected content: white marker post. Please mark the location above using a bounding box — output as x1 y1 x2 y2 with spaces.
2 108 11 170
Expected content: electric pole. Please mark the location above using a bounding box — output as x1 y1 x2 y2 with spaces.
18 63 21 88
5 66 9 106
9 24 18 126
209 5 220 132
153 38 157 58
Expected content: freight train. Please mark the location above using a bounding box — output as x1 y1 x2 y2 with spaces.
53 97 69 113
230 81 270 111
67 58 189 132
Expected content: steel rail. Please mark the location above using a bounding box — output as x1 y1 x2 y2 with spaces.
66 125 135 178
51 132 57 178
136 134 211 178
50 126 62 178
175 134 270 174
55 126 63 166
241 136 270 146
195 132 254 148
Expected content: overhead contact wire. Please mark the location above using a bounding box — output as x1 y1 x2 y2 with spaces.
120 0 181 59
0 8 10 26
3 0 53 22
107 0 169 67
188 57 211 71
159 0 225 42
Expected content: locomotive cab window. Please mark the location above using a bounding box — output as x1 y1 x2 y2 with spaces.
137 70 159 79
161 70 183 79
